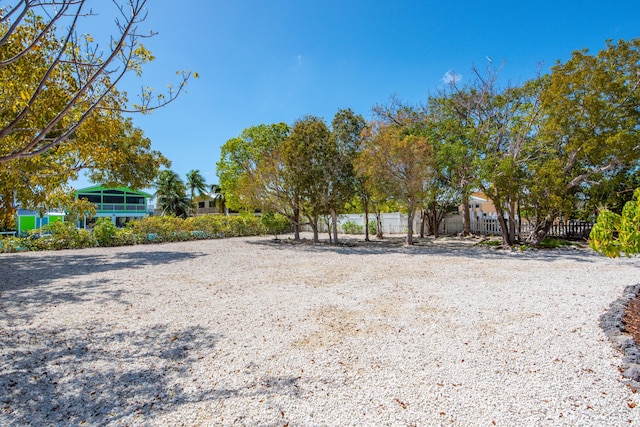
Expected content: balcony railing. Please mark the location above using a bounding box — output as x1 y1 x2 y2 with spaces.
98 204 147 212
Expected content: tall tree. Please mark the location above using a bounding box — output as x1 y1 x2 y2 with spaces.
186 169 207 215
447 65 545 246
216 123 290 210
526 38 640 244
356 119 435 245
325 108 366 244
155 170 189 218
209 183 227 215
280 115 331 243
427 93 479 236
0 1 193 215
0 0 193 164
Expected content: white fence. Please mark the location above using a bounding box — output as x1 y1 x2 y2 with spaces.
325 213 500 236
303 213 426 235
309 213 592 239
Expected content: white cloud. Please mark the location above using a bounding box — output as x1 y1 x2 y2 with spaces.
443 70 462 85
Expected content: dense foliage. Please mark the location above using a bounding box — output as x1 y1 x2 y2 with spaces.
0 214 268 253
217 38 640 246
0 1 193 219
590 188 640 257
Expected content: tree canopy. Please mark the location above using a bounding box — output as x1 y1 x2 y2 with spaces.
0 1 193 219
216 37 640 246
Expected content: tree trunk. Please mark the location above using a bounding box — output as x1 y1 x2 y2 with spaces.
331 208 339 245
406 206 415 245
461 193 471 236
526 215 554 246
376 210 384 239
364 200 370 242
310 214 319 243
508 201 517 244
431 204 440 239
496 213 512 245
293 207 300 241
420 209 426 238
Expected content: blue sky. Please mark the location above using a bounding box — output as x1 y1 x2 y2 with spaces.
75 0 640 190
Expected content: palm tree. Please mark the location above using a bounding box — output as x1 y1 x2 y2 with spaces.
186 169 208 216
155 170 190 217
210 183 227 215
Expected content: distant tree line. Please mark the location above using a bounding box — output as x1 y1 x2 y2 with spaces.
217 38 640 246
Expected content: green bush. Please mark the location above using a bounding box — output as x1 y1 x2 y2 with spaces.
114 226 143 246
368 220 377 236
591 188 640 257
184 215 223 237
1 214 271 253
37 221 96 250
130 216 186 242
341 220 363 234
261 211 290 238
0 236 30 252
93 217 118 246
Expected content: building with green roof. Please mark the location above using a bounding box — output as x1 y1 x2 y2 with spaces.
75 185 153 228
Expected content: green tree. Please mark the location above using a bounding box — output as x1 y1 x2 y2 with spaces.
579 168 640 218
447 65 545 246
216 123 290 211
155 170 190 218
527 38 640 244
210 183 227 215
427 92 480 236
186 169 208 215
325 109 366 243
279 115 331 243
355 119 435 245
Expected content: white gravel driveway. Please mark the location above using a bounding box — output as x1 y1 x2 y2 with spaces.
1 234 639 426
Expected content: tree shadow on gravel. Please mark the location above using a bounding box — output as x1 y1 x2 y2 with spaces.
0 323 222 426
247 235 612 264
0 251 207 324
0 321 311 426
0 250 206 288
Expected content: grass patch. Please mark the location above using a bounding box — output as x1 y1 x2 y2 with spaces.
478 238 502 247
537 237 576 249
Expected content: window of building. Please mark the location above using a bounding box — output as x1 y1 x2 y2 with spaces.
104 195 125 204
126 196 145 204
78 194 101 204
198 202 205 208
208 201 214 208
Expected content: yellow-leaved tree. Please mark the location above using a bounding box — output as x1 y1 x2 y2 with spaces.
0 1 194 228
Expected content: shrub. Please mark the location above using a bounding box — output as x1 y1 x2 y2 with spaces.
185 215 223 237
38 221 96 250
341 220 363 234
114 226 143 246
93 217 118 246
368 220 377 236
0 236 29 253
261 211 290 238
131 216 185 242
590 188 640 257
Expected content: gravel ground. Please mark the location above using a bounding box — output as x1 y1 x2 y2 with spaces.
1 233 640 426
